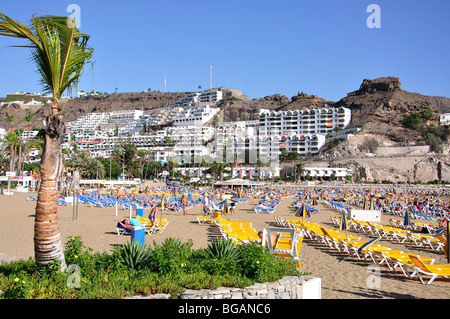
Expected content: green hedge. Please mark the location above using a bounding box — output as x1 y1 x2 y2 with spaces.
0 236 305 299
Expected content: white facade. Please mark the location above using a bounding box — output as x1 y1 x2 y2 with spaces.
440 113 450 125
172 105 219 127
304 167 351 179
258 107 351 137
172 90 223 108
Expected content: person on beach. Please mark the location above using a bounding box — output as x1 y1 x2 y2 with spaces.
438 218 448 228
148 204 161 228
230 202 236 215
203 195 210 215
181 195 188 215
258 231 277 248
118 219 132 230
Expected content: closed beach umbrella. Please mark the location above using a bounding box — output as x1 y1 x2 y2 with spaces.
403 211 411 228
160 193 165 210
446 222 450 264
358 237 381 256
340 237 381 262
219 199 237 214
368 199 375 210
339 210 348 232
363 198 369 210
311 198 318 206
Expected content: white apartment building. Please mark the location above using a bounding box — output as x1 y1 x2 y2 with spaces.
110 110 143 124
21 130 39 141
258 107 351 137
440 113 450 125
66 110 144 133
257 107 351 158
66 112 111 132
213 121 260 163
168 126 216 164
74 126 216 162
172 105 219 127
172 89 223 108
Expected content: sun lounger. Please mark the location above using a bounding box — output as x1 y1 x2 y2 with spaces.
116 222 131 235
408 255 450 284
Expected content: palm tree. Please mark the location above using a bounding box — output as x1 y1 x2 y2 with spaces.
0 13 94 270
295 163 305 182
79 158 105 179
5 115 14 132
24 112 34 132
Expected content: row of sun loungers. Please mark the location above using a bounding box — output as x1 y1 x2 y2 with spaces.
274 216 450 285
329 217 446 252
197 212 260 244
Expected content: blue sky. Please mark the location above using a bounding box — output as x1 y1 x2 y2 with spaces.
1 0 449 101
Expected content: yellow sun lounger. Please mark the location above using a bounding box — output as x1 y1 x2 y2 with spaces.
408 255 450 284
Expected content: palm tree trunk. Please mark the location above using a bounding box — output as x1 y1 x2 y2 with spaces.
34 114 66 270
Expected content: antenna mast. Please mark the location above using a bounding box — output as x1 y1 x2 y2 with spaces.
210 65 212 90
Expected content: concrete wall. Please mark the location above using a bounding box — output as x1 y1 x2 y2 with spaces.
178 276 321 299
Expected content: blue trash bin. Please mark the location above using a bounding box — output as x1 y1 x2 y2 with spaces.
131 226 145 246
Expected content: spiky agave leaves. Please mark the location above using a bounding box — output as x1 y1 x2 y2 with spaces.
206 237 241 261
119 241 151 270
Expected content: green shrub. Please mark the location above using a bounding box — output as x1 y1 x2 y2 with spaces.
148 238 194 275
239 243 299 283
206 238 241 260
0 236 303 299
117 241 151 270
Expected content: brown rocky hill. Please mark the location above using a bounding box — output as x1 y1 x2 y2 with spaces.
216 91 334 122
2 77 449 138
0 91 189 130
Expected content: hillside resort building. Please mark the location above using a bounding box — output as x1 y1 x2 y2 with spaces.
2 87 352 180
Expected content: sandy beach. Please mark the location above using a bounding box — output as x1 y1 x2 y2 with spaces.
1 187 450 299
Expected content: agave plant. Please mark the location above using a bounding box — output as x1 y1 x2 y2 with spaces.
206 238 241 261
119 242 151 270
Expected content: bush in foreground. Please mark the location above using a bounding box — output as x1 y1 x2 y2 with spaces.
0 236 306 299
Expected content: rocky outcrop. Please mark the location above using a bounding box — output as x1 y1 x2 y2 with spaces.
348 77 402 96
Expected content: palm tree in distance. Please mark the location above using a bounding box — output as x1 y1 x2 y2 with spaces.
0 13 94 270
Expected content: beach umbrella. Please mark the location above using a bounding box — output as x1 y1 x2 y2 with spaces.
339 237 381 262
446 222 450 264
368 199 375 210
339 210 348 232
435 226 446 235
260 194 274 201
160 193 165 210
221 199 233 214
295 203 310 219
363 197 370 210
403 211 411 228
358 237 381 256
311 198 318 206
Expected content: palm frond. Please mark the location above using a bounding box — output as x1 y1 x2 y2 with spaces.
0 13 94 109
